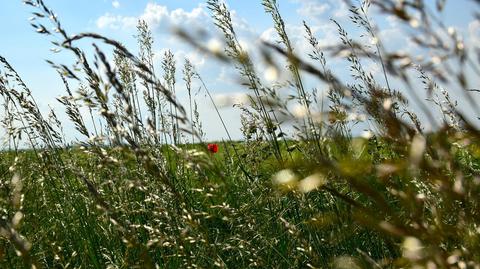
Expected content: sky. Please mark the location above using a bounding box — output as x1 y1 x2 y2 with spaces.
0 0 479 143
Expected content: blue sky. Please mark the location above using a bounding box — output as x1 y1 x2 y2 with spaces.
0 0 479 142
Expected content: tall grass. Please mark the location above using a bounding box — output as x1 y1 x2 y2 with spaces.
0 0 479 268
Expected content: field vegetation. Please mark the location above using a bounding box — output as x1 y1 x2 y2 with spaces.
1 0 480 268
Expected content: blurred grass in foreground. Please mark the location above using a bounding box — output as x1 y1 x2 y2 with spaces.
0 0 480 268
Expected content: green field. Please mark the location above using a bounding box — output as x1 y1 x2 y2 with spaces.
1 0 480 268
1 135 480 268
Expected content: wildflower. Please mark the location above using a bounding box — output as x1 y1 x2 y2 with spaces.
207 143 219 153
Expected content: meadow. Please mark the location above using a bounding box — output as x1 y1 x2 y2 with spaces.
1 0 480 268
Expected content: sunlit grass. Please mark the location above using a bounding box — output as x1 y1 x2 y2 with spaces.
0 0 479 268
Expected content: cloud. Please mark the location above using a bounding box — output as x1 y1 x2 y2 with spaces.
96 3 210 34
95 1 262 86
92 1 368 140
140 3 208 31
289 0 347 23
296 0 330 19
112 0 120 9
468 19 480 46
330 0 349 20
96 13 136 29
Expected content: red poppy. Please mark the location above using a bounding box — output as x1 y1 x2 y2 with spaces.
207 143 219 153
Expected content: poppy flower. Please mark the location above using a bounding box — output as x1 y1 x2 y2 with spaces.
207 143 218 153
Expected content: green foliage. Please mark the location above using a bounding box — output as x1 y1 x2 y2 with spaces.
0 0 479 268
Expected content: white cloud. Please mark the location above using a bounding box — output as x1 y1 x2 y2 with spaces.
95 2 259 47
139 3 173 29
95 1 262 86
96 13 136 29
297 1 330 19
259 27 276 43
96 3 210 34
290 0 347 22
330 0 349 20
112 0 120 9
468 19 480 46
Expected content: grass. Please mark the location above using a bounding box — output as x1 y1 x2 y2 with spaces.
0 0 480 268
0 142 401 268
